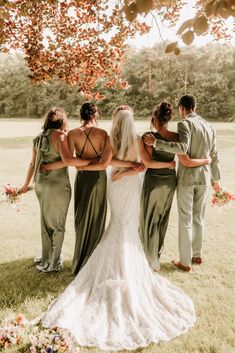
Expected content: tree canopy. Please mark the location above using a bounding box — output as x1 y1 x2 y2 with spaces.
1 44 234 121
0 0 234 96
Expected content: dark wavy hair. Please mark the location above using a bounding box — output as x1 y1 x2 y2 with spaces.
152 102 173 127
80 102 97 122
43 107 68 132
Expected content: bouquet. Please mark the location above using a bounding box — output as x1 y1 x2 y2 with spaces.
0 183 34 209
0 314 27 349
0 314 80 352
2 183 21 204
28 326 80 353
212 189 235 207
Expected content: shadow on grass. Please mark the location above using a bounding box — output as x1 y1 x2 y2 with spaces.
0 258 74 309
0 257 180 310
159 261 177 275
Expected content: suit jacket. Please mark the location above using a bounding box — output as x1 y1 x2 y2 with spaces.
153 113 220 186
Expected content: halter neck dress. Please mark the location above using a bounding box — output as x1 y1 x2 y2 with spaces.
33 129 71 272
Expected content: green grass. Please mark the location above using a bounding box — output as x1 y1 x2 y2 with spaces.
0 121 235 353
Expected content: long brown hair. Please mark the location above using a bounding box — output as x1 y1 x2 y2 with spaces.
43 107 68 132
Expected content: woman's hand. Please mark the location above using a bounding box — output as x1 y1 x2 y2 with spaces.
134 163 146 172
19 184 29 193
213 181 222 192
40 164 49 172
168 161 176 169
143 133 156 146
90 157 102 164
111 164 146 182
205 156 212 165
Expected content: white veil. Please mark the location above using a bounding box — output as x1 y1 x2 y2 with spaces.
110 109 139 162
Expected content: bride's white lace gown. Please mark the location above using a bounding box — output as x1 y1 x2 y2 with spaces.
42 174 196 351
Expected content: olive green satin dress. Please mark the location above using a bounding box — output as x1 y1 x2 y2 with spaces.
72 128 107 275
139 132 176 271
33 129 71 272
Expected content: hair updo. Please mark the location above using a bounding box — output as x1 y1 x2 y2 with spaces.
153 102 173 127
43 107 68 132
80 102 97 122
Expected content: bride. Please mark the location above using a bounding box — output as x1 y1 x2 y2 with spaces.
40 106 196 351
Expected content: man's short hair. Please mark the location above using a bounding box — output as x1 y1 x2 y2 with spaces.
178 95 196 111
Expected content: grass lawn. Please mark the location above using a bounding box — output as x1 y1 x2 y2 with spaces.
0 120 235 353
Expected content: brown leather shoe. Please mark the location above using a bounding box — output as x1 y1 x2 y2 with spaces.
172 260 191 272
192 257 203 265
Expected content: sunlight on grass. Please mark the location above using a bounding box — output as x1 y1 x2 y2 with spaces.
0 120 235 353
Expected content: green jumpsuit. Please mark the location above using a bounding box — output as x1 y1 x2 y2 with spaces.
33 129 71 272
139 132 176 271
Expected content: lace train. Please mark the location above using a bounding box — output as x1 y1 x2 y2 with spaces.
41 174 196 351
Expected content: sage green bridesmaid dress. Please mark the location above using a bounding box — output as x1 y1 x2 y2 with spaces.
33 129 71 272
72 128 107 275
139 132 176 271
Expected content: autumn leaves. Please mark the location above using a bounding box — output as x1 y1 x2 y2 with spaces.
0 0 233 96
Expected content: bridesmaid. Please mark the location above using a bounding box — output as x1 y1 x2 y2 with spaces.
20 108 90 272
139 102 212 271
68 102 112 275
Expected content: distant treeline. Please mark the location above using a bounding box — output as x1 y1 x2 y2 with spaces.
0 43 234 121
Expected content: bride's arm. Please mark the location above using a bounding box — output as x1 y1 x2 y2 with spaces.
110 158 140 168
112 165 145 181
178 154 212 167
20 147 36 193
138 137 175 169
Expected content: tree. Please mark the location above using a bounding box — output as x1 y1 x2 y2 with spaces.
0 44 234 120
0 53 85 118
0 0 234 97
123 1 234 55
98 43 235 121
0 0 149 97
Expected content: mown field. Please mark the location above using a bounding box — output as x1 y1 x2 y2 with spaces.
0 120 235 353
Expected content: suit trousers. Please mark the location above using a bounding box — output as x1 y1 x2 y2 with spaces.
177 185 210 267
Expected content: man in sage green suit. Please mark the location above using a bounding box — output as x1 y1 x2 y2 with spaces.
144 95 221 271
